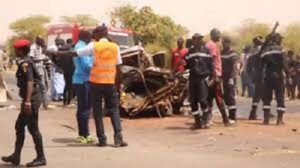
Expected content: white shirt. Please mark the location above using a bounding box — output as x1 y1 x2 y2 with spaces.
76 38 123 65
47 45 59 52
29 43 47 72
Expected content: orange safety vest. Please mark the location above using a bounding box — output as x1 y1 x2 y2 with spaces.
89 40 118 84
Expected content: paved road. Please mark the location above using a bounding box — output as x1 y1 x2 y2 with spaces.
0 72 300 168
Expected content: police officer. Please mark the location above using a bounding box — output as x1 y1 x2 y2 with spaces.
2 39 46 167
261 33 289 125
221 37 238 122
185 33 214 129
247 36 264 120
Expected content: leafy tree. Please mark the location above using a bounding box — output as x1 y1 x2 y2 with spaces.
283 23 300 54
111 5 188 51
61 15 99 26
6 15 51 57
230 19 270 53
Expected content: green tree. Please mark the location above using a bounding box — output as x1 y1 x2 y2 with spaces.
61 15 99 26
111 5 188 52
6 15 51 56
283 23 300 54
228 19 270 53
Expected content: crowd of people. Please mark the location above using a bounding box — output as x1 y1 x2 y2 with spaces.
1 23 299 167
171 28 300 129
240 40 300 101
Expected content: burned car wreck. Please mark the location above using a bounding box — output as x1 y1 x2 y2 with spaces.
120 46 188 118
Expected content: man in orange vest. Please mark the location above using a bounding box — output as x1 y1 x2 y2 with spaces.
50 26 128 147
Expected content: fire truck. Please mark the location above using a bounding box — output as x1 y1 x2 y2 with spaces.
47 24 135 50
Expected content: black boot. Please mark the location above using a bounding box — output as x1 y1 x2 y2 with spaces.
249 106 258 120
1 154 20 166
190 115 202 130
277 111 285 126
202 112 210 129
26 158 47 167
2 141 23 166
263 110 270 125
229 110 236 121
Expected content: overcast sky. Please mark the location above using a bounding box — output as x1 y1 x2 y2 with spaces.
1 0 300 43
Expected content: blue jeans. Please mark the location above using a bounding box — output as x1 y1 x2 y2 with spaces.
74 82 92 137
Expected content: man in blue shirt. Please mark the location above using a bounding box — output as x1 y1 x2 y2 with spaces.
73 30 93 143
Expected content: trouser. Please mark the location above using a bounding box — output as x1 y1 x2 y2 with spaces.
262 76 285 115
74 83 92 137
63 74 73 105
223 78 237 120
250 79 263 113
90 83 123 143
241 71 254 97
189 77 209 122
14 97 45 159
39 68 49 107
208 78 229 124
298 77 300 98
289 76 298 99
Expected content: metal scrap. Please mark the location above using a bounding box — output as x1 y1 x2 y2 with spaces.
120 45 188 117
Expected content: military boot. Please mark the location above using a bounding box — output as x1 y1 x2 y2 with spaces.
26 136 47 167
1 142 23 166
229 109 237 121
26 158 47 167
263 110 270 125
277 111 285 126
1 154 20 166
248 107 258 120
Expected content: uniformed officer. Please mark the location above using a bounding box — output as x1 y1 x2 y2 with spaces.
221 37 238 122
247 36 264 120
185 33 214 129
261 33 289 125
1 39 46 167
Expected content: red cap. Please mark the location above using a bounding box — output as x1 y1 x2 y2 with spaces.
13 39 30 49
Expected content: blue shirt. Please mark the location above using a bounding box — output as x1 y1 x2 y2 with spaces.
72 40 93 84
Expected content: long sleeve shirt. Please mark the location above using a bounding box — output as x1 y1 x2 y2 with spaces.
72 40 93 84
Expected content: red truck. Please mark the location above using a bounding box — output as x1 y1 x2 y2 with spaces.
47 24 135 50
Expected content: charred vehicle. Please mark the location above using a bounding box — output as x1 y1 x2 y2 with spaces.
120 46 188 118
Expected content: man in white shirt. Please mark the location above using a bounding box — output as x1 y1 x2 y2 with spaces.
30 37 53 109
